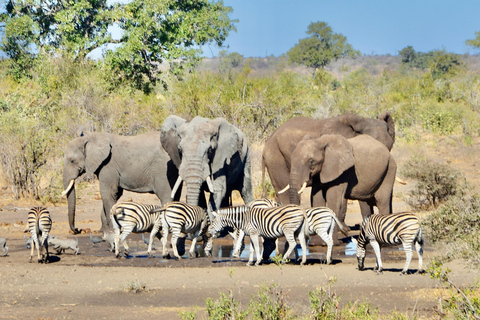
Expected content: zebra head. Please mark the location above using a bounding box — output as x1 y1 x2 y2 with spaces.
351 237 366 271
208 211 223 239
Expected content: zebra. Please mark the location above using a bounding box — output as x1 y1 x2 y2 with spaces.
230 198 280 258
110 201 164 258
305 207 348 264
27 207 52 263
150 202 211 260
351 212 424 275
209 204 307 266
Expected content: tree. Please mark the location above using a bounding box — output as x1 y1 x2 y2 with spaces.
399 46 416 64
287 21 360 75
466 31 480 50
0 0 236 92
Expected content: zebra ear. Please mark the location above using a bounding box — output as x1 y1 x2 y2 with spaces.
351 237 358 246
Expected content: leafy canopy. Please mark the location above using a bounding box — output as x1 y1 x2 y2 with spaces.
287 21 360 73
465 31 480 50
0 0 236 92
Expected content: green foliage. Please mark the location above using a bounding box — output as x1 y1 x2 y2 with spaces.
427 259 480 319
399 47 464 79
402 157 464 210
422 194 480 266
0 0 236 92
218 51 244 74
466 31 480 51
248 283 291 320
205 291 247 320
287 21 360 74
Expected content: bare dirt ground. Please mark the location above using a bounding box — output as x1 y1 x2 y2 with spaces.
0 136 479 319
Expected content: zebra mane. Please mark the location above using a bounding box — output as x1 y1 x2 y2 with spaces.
214 205 250 215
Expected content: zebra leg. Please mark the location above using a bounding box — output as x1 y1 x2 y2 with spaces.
117 228 131 258
370 241 383 274
148 222 161 258
41 234 50 263
274 238 280 257
113 229 121 258
161 220 171 259
34 238 42 263
415 241 424 274
401 242 414 275
318 221 335 264
249 233 262 266
171 232 184 260
283 232 297 265
232 229 245 258
297 225 307 266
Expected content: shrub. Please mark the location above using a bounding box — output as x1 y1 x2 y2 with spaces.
402 157 464 210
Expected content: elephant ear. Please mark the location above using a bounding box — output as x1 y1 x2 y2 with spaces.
161 115 187 168
378 111 395 143
211 118 245 170
85 133 112 176
319 134 355 184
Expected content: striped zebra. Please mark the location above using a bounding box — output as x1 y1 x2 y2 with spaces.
150 202 211 260
111 201 164 258
352 212 424 275
230 198 280 258
209 204 307 266
305 207 348 264
27 207 52 263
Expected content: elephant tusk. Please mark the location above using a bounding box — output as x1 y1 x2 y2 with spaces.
171 176 183 199
395 176 407 185
277 184 290 194
297 182 307 194
206 176 215 194
62 179 75 197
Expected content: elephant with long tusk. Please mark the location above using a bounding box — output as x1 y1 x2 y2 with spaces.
161 116 254 214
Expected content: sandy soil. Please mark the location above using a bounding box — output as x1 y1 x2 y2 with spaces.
1 137 479 319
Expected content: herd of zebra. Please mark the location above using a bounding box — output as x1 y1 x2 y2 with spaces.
22 198 424 275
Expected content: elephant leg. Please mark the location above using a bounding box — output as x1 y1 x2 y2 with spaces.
326 184 349 244
99 180 123 233
359 201 374 220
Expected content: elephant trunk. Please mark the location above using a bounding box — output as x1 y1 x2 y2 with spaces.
185 180 202 205
289 167 308 205
183 159 205 206
64 178 81 234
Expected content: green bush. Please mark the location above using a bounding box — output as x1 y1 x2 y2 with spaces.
402 157 464 210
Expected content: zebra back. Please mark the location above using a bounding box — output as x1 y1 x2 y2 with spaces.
27 207 52 240
161 202 208 232
248 198 278 209
358 212 421 249
111 202 163 232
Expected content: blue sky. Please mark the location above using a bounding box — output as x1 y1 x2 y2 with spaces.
203 0 480 57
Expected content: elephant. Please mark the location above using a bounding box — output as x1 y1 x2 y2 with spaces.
262 112 395 207
160 115 254 212
62 132 179 234
280 134 397 241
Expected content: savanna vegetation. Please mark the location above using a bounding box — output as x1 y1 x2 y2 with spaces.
1 2 480 317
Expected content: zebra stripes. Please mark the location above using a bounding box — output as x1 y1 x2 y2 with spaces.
230 198 280 258
150 202 211 259
305 207 348 264
27 207 52 263
110 201 163 258
209 204 307 266
352 212 424 275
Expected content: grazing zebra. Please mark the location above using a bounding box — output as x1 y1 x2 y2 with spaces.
27 207 52 263
150 202 211 260
305 207 348 264
352 212 424 275
209 204 307 266
230 198 280 258
110 201 163 258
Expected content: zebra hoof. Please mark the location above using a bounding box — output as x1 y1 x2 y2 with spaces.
246 261 254 266
163 254 171 260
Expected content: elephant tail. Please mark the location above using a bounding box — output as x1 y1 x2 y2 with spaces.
332 214 349 237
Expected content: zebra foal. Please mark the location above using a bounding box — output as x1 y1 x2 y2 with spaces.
110 201 163 258
352 212 424 275
209 204 307 266
306 207 348 264
150 202 211 260
27 207 52 263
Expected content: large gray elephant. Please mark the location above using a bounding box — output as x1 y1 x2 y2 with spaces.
62 132 179 234
280 134 397 239
262 112 395 207
160 116 254 211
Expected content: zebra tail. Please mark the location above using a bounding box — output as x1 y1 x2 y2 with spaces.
332 215 349 237
415 227 424 246
150 206 166 214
